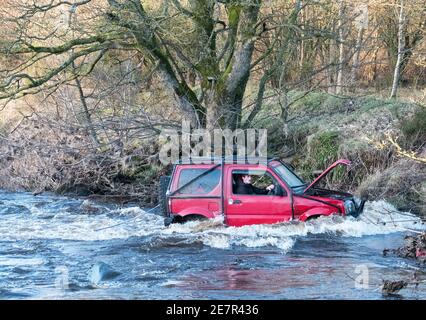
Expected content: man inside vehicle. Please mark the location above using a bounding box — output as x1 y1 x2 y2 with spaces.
235 174 275 195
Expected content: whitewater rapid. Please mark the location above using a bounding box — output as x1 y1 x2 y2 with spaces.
1 190 425 300
0 192 423 253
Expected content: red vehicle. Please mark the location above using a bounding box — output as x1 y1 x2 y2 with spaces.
158 157 365 227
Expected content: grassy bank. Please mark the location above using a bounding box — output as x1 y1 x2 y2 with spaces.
247 91 426 216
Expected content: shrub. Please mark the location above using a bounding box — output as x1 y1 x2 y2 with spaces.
401 107 426 148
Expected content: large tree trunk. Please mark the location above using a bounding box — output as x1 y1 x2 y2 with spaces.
390 0 406 99
205 88 223 130
206 1 261 131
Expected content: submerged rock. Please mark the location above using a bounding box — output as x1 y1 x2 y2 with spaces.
381 280 408 296
0 205 31 215
89 262 120 285
398 233 426 263
80 200 101 214
384 232 426 263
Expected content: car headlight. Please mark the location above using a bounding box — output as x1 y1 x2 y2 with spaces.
353 197 362 208
344 200 355 214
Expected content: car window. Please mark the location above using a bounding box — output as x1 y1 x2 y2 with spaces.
232 170 283 196
270 161 305 188
251 174 275 189
177 168 221 195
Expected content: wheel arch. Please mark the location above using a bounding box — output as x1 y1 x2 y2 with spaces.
299 208 337 222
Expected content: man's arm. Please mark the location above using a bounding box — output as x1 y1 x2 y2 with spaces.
236 184 250 195
252 186 269 195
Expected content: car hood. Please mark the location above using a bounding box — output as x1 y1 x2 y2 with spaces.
303 159 351 193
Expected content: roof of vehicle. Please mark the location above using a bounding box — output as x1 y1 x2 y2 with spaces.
174 156 276 165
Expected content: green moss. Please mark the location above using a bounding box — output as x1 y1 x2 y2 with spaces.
338 139 370 156
96 144 111 153
117 163 165 186
299 131 340 181
0 121 5 136
217 61 234 93
285 91 349 116
357 96 390 112
401 107 426 147
228 5 241 27
290 91 329 113
310 131 339 166
134 164 163 181
323 95 344 111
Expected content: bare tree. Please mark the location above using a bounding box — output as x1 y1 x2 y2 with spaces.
336 0 346 95
0 0 271 130
349 3 368 89
390 0 406 98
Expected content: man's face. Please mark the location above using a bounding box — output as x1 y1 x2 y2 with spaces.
242 175 252 184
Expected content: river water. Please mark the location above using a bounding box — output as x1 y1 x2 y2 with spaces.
0 189 424 300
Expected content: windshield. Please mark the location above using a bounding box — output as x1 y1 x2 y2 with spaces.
270 161 305 189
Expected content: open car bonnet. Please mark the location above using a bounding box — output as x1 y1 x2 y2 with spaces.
303 159 351 193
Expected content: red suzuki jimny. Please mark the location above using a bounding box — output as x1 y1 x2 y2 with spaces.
158 157 365 227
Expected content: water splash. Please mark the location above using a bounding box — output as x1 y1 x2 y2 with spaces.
158 200 423 251
0 189 423 252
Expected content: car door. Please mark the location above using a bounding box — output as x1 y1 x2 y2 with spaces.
224 164 293 227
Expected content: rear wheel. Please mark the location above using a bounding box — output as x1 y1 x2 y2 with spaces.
181 214 207 222
158 176 171 216
164 214 206 227
306 215 320 222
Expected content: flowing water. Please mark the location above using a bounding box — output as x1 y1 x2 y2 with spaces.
0 189 424 300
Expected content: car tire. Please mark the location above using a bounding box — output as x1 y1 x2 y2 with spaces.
306 215 320 221
158 175 171 216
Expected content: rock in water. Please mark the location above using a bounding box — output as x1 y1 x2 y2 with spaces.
0 205 31 215
90 262 120 285
384 232 426 263
381 280 408 296
80 200 101 214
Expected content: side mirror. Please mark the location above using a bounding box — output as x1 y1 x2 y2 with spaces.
275 186 284 196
